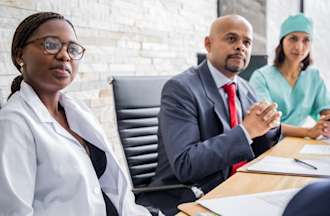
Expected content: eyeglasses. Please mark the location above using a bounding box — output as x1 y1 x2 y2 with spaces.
24 36 86 60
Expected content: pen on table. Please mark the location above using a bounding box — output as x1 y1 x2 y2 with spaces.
293 158 318 170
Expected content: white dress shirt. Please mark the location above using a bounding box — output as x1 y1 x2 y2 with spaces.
207 60 252 144
0 81 151 216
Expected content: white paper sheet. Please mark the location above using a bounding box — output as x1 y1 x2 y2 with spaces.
246 156 330 177
197 188 299 216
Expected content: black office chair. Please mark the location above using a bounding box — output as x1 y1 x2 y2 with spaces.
111 76 204 199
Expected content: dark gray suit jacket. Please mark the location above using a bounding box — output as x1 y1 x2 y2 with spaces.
138 60 281 215
283 181 330 216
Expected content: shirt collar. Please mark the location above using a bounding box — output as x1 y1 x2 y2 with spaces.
207 60 237 88
19 81 66 123
18 81 113 155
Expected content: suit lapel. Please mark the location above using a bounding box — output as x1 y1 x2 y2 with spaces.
198 61 256 125
237 78 255 118
198 60 230 127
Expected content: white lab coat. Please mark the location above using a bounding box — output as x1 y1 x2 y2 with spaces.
0 81 151 216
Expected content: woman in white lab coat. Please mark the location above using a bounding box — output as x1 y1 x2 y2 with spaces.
0 12 153 216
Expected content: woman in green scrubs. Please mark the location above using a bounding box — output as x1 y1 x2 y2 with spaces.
249 13 330 139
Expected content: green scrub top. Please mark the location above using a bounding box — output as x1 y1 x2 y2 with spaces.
249 65 330 126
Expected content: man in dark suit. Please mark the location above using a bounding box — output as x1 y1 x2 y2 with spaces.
137 14 282 215
283 181 330 216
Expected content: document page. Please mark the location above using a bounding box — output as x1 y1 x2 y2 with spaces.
197 188 299 216
300 144 330 155
246 156 330 177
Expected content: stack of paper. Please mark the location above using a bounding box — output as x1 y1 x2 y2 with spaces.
246 156 330 177
197 188 299 216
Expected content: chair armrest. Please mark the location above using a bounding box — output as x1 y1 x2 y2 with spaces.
133 184 204 199
132 184 189 193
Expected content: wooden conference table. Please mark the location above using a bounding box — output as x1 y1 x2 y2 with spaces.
176 137 328 216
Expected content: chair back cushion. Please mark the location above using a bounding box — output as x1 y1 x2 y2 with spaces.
112 76 170 188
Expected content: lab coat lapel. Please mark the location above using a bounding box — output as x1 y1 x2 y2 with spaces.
60 95 110 153
19 82 79 144
61 96 128 194
19 82 125 195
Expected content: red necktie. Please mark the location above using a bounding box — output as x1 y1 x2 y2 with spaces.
223 83 247 175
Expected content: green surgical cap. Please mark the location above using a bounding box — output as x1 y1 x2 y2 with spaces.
279 13 313 40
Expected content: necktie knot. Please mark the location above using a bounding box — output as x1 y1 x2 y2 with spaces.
223 83 236 96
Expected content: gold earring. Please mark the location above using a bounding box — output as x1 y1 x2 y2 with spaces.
19 62 24 73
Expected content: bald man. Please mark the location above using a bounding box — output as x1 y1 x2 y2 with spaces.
137 15 282 215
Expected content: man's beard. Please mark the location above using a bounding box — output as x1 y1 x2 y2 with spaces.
224 56 247 73
224 64 243 73
225 55 247 73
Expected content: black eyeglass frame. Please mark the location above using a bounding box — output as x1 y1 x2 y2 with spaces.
24 36 86 60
